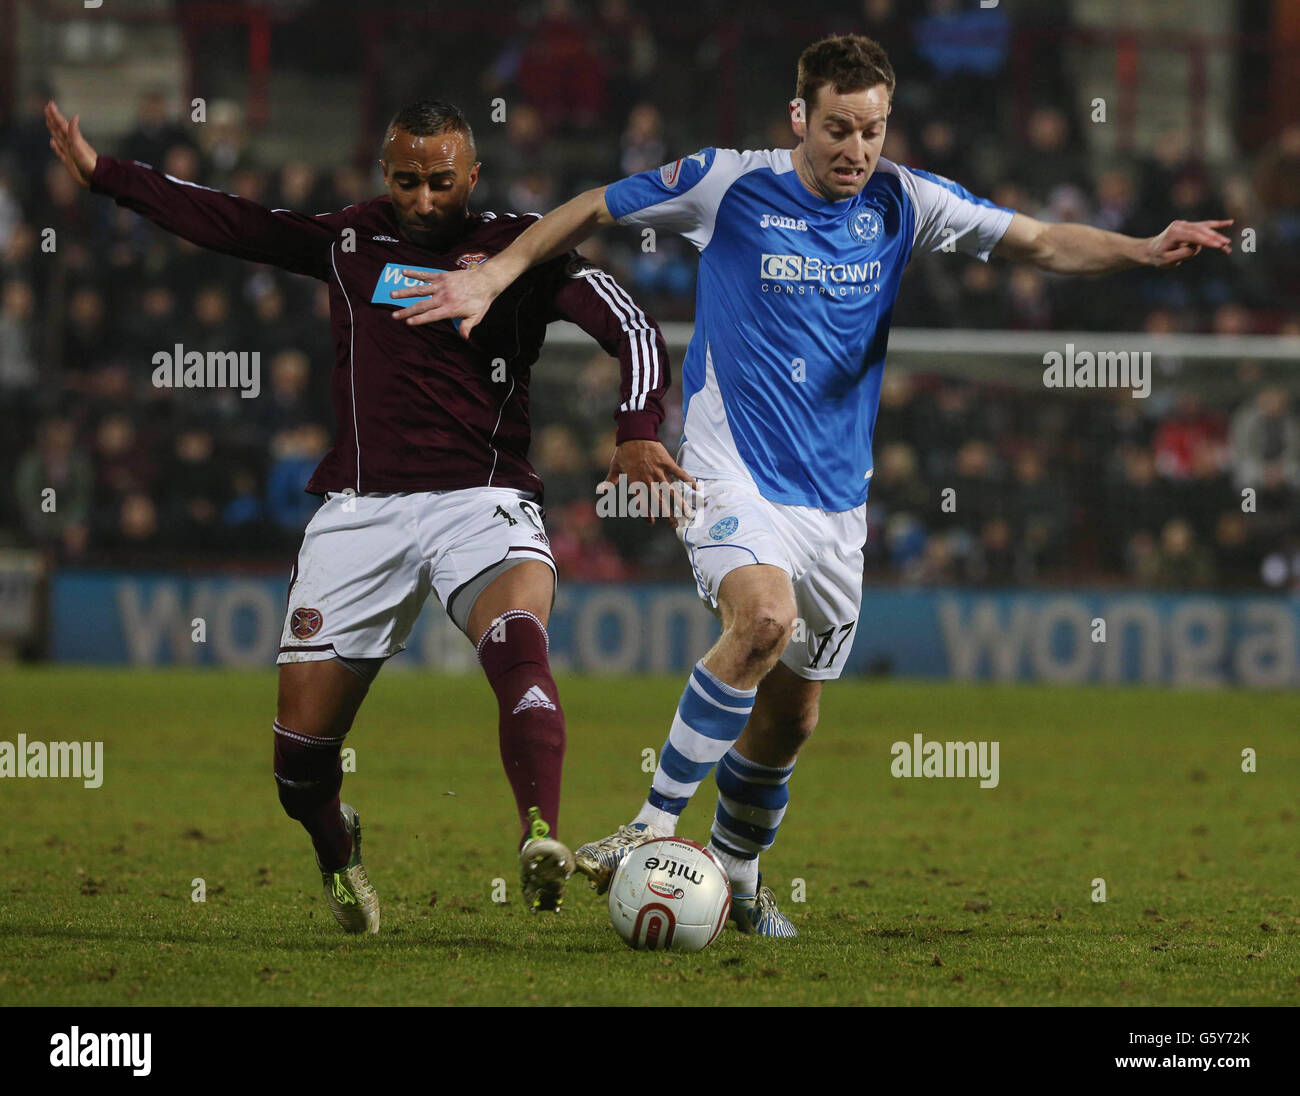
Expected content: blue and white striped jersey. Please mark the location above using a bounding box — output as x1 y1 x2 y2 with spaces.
605 149 1014 512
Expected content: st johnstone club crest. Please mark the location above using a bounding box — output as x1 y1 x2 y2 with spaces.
709 516 739 541
848 208 883 247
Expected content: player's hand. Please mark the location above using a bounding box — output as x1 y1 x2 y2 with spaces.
1144 219 1233 268
390 265 497 338
602 440 697 526
45 101 98 188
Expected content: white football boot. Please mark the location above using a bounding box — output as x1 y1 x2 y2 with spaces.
574 822 665 895
316 802 380 934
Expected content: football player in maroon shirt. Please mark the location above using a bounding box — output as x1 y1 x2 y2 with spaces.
47 97 689 930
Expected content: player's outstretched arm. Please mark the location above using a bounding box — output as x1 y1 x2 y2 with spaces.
392 186 616 336
46 100 338 280
46 101 98 186
993 211 1233 275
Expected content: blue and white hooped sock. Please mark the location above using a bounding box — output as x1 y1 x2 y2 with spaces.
633 661 757 833
707 747 796 894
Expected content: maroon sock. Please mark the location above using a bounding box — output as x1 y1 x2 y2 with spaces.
476 610 566 843
273 721 352 871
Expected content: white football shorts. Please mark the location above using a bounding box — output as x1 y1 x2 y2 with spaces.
676 478 866 681
277 487 556 663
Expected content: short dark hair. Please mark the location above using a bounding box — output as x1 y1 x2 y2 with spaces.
795 34 895 113
382 98 475 157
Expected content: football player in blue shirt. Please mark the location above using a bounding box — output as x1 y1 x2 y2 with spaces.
395 34 1232 937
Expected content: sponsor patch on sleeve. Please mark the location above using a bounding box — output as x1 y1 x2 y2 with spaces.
658 159 685 188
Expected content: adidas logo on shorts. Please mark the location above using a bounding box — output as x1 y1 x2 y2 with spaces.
512 686 557 714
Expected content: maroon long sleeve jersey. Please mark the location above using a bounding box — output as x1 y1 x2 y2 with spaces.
90 156 670 499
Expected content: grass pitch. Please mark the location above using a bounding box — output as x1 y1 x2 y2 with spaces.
1 668 1296 1006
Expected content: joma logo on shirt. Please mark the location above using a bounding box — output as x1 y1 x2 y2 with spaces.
758 213 808 231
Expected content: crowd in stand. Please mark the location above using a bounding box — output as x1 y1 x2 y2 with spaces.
1 0 1298 590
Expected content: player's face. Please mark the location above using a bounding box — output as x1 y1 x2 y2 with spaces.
380 127 480 248
798 84 890 201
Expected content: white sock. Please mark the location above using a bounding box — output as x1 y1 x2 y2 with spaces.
633 801 679 834
707 840 759 896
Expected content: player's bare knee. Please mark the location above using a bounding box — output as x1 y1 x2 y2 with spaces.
734 608 795 665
